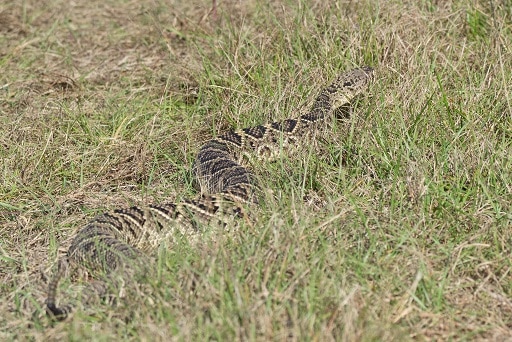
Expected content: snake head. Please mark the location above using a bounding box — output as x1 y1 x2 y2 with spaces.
312 66 374 118
330 66 375 110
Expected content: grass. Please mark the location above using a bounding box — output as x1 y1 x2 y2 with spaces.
1 0 511 340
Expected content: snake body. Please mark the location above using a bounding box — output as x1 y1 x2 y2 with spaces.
46 66 374 319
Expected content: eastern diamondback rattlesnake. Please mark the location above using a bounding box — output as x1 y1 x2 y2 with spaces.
46 66 375 319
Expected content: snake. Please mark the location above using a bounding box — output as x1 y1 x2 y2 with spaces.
45 66 375 320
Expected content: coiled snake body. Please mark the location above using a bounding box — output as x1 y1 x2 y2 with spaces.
46 66 374 319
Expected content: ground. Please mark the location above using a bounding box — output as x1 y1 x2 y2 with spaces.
0 0 511 340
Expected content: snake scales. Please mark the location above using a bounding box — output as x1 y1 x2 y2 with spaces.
46 66 374 319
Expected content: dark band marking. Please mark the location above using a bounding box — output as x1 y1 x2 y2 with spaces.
243 125 266 139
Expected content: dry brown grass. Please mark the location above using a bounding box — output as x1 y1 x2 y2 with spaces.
1 0 511 340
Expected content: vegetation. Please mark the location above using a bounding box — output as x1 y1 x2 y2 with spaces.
1 0 510 340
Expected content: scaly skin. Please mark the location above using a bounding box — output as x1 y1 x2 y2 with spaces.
46 66 374 320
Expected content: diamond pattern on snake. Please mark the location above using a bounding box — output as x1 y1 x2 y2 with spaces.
46 66 375 320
